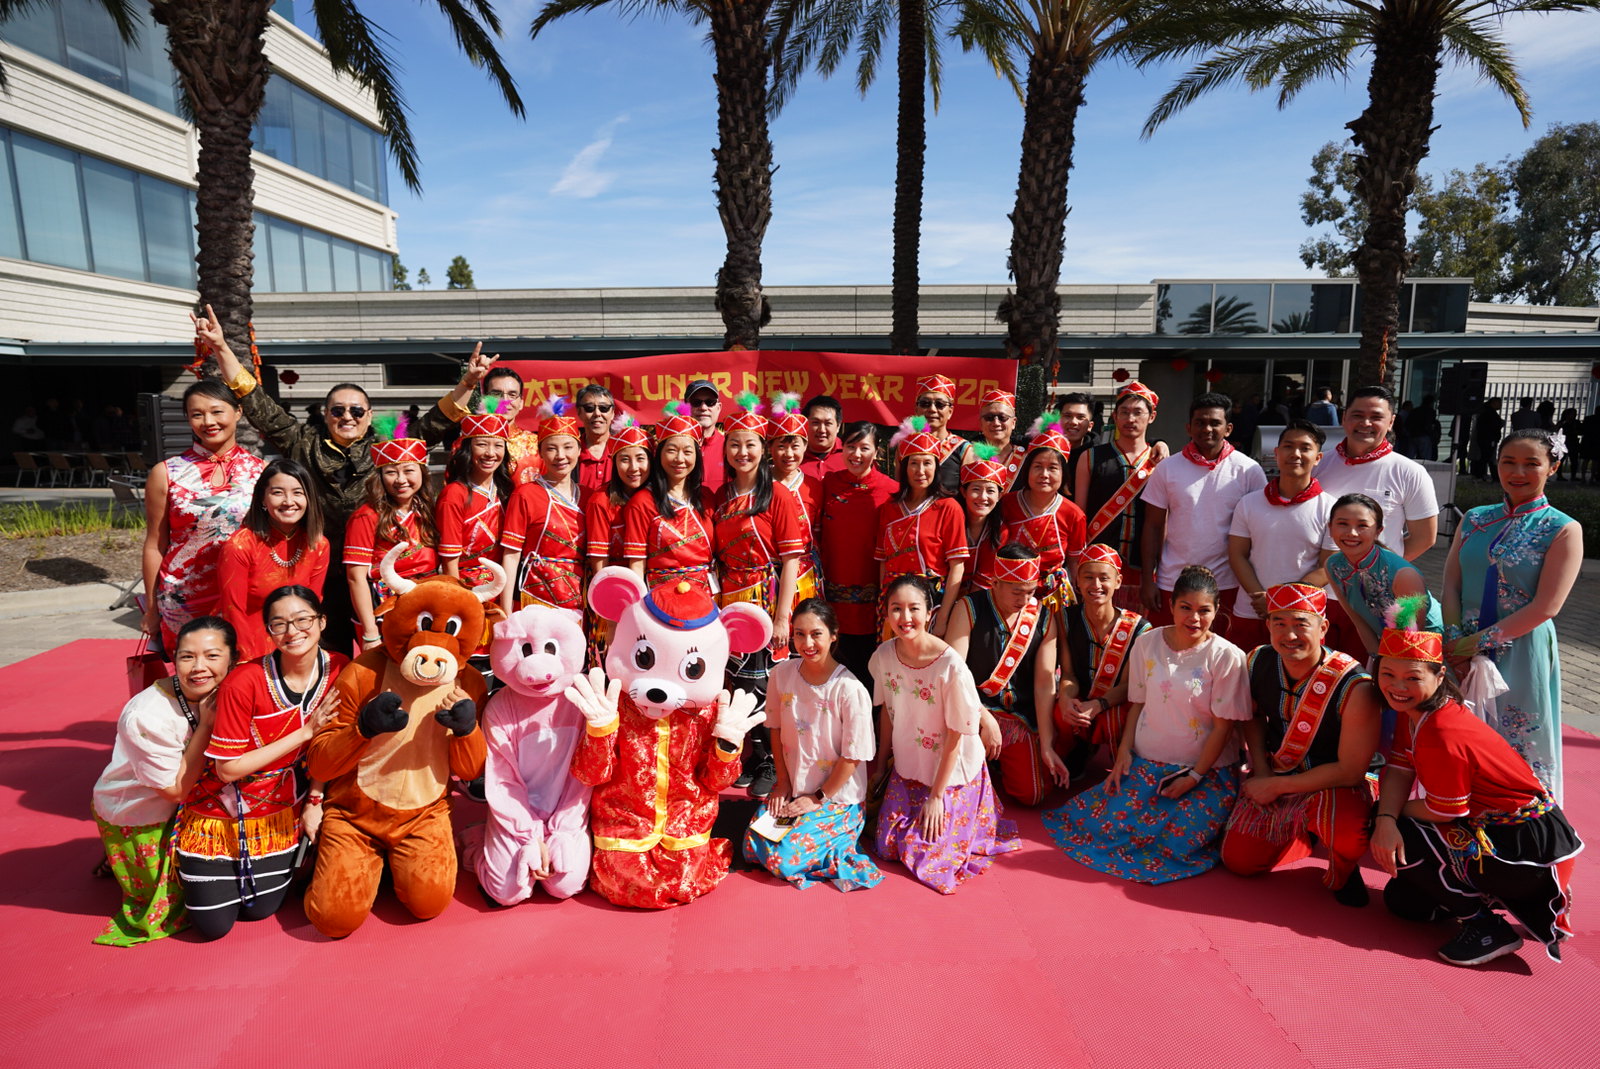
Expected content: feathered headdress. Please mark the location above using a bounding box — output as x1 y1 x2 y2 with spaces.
535 394 575 421
888 414 928 451
1378 593 1442 663
766 390 806 440
657 401 701 443
968 441 1000 462
369 410 427 466
371 410 400 442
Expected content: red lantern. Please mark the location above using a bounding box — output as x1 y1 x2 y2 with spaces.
1112 368 1130 383
1590 363 1600 381
1171 358 1189 372
279 369 300 386
1204 369 1224 385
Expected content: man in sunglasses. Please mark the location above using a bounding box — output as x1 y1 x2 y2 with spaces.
481 367 541 484
685 379 725 493
574 384 619 496
196 305 497 651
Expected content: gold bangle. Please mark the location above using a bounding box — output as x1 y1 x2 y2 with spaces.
224 368 257 397
440 394 470 422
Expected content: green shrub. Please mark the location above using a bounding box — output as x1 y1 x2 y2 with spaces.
0 502 144 539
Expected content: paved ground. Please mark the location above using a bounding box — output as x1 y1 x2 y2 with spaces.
2 536 1595 735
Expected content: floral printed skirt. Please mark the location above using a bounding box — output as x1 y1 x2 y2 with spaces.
743 802 882 892
876 765 1021 894
1043 753 1240 885
93 812 187 946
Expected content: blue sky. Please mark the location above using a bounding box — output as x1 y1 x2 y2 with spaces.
289 5 1599 291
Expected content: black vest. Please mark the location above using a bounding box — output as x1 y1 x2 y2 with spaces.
1247 647 1367 772
1084 443 1152 566
964 589 1042 727
1063 604 1148 698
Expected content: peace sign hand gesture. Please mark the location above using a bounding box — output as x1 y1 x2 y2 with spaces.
189 303 229 358
460 342 498 389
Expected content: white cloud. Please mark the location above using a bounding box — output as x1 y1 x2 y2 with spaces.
550 116 628 198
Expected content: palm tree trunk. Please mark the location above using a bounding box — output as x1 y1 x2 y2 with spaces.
709 0 776 351
889 0 926 356
151 0 274 366
999 50 1086 378
1347 19 1441 389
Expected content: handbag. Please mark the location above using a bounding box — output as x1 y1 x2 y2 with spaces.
126 635 168 699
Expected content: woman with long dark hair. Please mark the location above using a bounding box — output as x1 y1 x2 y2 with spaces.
875 423 968 637
621 403 717 598
218 458 330 661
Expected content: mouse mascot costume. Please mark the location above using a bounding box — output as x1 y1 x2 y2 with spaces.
564 567 772 909
467 605 593 904
304 544 505 938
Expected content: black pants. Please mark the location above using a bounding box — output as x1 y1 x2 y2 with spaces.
835 632 876 692
177 844 301 941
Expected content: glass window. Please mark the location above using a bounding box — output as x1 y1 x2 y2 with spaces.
349 121 380 201
268 219 303 291
291 88 325 177
1 6 65 63
1155 283 1214 335
63 0 127 93
11 134 88 270
1269 284 1313 334
123 9 177 112
357 246 385 291
139 176 192 287
1308 283 1354 333
329 237 357 291
252 213 274 291
82 159 145 280
0 134 22 260
1411 282 1469 333
257 79 295 164
324 112 353 191
301 228 333 291
1211 282 1270 335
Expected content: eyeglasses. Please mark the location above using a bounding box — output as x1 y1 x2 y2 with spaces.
580 403 614 414
328 405 367 419
980 412 1013 423
482 389 520 400
265 614 322 636
916 398 952 411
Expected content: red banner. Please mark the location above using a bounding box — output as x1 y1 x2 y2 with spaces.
501 350 1016 433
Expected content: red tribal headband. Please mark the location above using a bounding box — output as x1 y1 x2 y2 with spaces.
915 373 956 401
1265 583 1326 618
985 555 1041 586
372 438 427 467
1116 381 1159 411
1076 544 1122 572
980 388 1016 410
458 413 509 442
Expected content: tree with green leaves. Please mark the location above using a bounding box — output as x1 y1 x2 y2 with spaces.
531 0 778 350
446 255 475 290
1298 140 1362 277
1412 162 1515 300
774 0 956 354
392 258 413 291
1509 121 1600 307
417 267 432 289
0 0 523 366
1137 0 1600 385
952 1 1165 377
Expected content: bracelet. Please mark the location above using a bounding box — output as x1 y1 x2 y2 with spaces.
224 367 257 397
1375 812 1399 823
307 793 325 806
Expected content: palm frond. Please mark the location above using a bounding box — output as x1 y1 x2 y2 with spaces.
950 1 1024 101
1140 44 1265 138
852 0 891 96
1441 17 1530 125
428 0 526 118
308 0 421 188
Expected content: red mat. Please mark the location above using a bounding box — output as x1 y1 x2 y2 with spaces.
4 638 1598 1068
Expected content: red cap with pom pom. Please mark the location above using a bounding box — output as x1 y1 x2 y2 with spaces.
644 578 720 631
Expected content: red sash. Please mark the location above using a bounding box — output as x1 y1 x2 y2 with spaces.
1271 651 1360 773
999 445 1024 487
1085 446 1159 543
1088 609 1141 699
978 597 1041 700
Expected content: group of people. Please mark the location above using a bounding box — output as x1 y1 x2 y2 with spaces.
89 307 1582 969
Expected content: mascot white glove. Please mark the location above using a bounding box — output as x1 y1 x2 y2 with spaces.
711 688 765 749
564 667 622 730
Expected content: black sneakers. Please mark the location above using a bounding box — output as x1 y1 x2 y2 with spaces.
1438 912 1523 966
746 754 778 800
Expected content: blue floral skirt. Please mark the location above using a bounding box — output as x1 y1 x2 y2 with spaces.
743 802 882 892
1043 753 1240 884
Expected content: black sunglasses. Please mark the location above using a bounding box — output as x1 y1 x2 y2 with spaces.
329 405 367 419
980 412 1013 422
580 403 614 414
916 398 952 410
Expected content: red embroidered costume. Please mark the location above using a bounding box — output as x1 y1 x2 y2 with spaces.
217 527 331 661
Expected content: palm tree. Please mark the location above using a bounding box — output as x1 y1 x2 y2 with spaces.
774 0 956 354
951 1 1154 378
532 0 779 350
1136 0 1600 386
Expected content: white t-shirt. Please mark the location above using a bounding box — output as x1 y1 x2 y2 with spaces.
869 641 986 788
1228 490 1337 619
92 680 193 827
1126 628 1252 767
768 659 875 804
1313 448 1439 547
1142 449 1267 590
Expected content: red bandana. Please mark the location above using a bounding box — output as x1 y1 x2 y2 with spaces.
1181 441 1234 470
1264 477 1322 507
1337 438 1393 465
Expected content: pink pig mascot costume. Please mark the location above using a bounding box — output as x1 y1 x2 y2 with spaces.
565 567 772 909
468 606 592 904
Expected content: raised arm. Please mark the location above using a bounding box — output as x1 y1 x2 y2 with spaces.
193 305 304 454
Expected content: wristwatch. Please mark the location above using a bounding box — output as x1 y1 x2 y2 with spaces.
813 788 828 804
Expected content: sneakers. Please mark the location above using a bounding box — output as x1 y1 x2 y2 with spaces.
1438 913 1523 967
746 754 778 800
734 762 757 789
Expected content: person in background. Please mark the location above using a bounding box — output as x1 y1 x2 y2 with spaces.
1075 381 1168 611
685 379 726 493
1229 394 1263 452
1055 391 1096 494
574 383 618 496
196 307 489 654
218 458 330 661
344 430 437 652
800 394 848 480
1226 421 1335 654
436 414 512 588
877 424 968 637
142 379 266 654
1510 396 1539 432
303 403 323 429
1395 400 1416 458
1582 405 1600 484
11 404 44 448
1556 407 1582 481
1304 386 1339 427
1472 397 1505 481
821 421 898 685
480 367 541 485
1370 605 1582 967
91 617 235 945
870 575 1021 893
1536 399 1556 432
1411 394 1440 461
976 388 1026 491
909 373 969 494
1443 428 1582 806
1140 393 1267 638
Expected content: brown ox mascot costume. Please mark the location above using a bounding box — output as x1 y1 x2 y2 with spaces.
304 544 505 938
